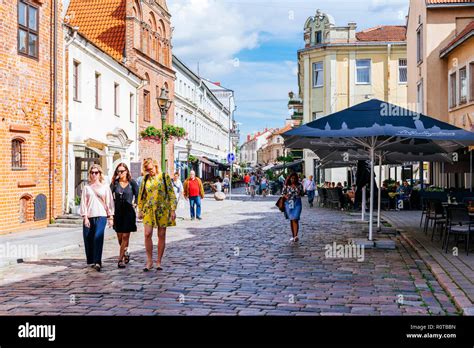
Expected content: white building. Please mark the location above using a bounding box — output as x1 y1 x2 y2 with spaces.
240 129 273 168
64 27 142 212
173 56 232 178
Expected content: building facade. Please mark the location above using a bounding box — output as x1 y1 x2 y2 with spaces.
67 0 175 174
298 10 408 182
173 56 232 179
0 0 64 233
407 0 474 187
240 129 273 168
64 28 142 213
257 123 294 166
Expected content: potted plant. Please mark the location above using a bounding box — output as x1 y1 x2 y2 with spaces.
71 195 81 215
139 126 163 143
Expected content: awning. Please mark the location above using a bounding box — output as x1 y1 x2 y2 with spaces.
271 159 305 171
198 157 218 167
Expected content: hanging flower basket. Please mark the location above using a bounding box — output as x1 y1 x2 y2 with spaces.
140 126 163 144
140 125 187 143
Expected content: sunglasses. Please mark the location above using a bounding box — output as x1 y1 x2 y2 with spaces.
117 170 127 174
91 171 100 175
145 167 154 173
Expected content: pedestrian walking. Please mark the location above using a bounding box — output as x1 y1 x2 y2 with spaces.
79 164 114 272
249 172 257 198
223 174 230 194
172 172 184 218
137 158 177 272
278 173 286 194
244 173 251 195
260 176 268 197
110 163 139 269
183 170 205 220
282 172 304 243
303 175 316 207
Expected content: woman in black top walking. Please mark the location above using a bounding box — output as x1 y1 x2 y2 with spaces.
110 163 139 268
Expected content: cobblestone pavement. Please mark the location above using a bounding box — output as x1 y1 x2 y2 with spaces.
0 189 461 316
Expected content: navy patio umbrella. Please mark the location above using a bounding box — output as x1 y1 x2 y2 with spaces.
283 99 474 241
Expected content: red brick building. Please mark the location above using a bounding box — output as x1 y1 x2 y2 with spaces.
0 0 64 233
67 0 175 173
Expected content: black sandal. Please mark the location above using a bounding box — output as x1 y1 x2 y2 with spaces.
118 260 126 269
156 265 163 271
143 265 153 272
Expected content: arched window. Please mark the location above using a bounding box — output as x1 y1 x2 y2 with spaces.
132 0 142 50
19 194 33 223
12 138 25 169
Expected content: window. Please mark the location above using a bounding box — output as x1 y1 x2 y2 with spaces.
450 72 457 108
398 59 407 84
356 59 371 84
417 81 424 114
312 62 323 87
130 93 134 123
416 26 423 64
471 62 474 101
18 0 38 58
316 31 322 44
459 67 467 104
12 139 24 169
114 83 120 116
73 61 80 101
144 90 150 122
95 73 101 109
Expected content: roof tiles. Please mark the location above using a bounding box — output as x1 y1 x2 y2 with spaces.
66 0 126 62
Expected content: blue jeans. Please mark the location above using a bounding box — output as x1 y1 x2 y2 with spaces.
307 190 315 204
189 196 202 219
83 216 107 265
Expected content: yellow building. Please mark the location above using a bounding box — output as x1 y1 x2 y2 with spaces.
407 0 474 188
298 10 408 181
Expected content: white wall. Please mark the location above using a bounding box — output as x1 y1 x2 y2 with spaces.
67 34 140 208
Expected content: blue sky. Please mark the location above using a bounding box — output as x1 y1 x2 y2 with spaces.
168 0 409 144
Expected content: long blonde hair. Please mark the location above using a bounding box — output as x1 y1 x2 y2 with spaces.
88 163 105 183
142 158 160 176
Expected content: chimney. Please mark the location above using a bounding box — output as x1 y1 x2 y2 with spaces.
247 135 251 142
348 22 357 41
214 82 221 86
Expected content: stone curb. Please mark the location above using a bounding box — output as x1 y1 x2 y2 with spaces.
398 230 472 316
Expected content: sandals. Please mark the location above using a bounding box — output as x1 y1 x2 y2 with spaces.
118 260 126 269
156 265 163 271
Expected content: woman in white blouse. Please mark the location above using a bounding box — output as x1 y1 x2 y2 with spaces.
79 164 115 272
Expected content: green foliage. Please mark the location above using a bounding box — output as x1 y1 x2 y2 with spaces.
188 155 198 163
277 155 294 163
74 195 81 206
140 125 186 143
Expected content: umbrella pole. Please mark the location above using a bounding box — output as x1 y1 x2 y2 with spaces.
362 186 366 222
377 153 382 230
470 149 472 193
369 146 375 242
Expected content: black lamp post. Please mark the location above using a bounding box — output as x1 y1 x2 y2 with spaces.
157 87 172 173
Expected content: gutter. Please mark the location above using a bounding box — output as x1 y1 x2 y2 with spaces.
440 31 474 58
298 41 406 54
426 3 474 8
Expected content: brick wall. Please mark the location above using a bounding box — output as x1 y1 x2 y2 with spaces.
0 0 64 233
125 0 176 175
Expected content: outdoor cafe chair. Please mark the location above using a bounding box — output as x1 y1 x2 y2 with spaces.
444 206 473 256
423 199 445 239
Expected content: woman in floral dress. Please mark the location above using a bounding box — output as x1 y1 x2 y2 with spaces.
282 172 304 243
138 158 177 272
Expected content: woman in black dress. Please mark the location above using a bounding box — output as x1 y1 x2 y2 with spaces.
110 163 139 268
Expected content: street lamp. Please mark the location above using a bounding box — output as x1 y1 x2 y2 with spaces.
157 87 172 173
186 139 192 177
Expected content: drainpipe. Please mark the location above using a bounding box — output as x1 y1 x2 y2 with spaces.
49 0 58 221
64 26 78 213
